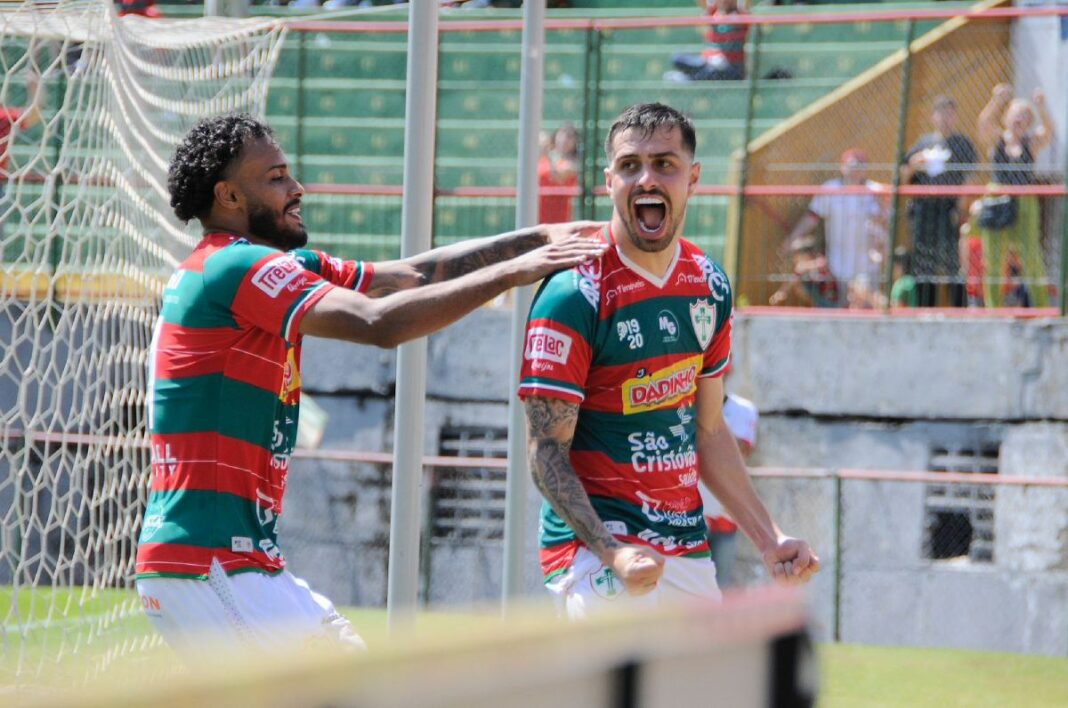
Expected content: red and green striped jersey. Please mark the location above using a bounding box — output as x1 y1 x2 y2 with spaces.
518 226 732 581
135 233 373 579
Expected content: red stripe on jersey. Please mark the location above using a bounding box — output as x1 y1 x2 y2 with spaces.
154 323 246 379
616 533 709 557
135 542 283 577
570 449 702 510
540 540 581 578
583 353 702 414
185 233 241 273
520 318 592 398
150 433 287 508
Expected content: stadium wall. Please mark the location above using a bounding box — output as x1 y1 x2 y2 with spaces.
287 309 1067 656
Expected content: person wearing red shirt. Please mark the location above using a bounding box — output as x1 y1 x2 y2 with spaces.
538 123 580 224
666 0 749 82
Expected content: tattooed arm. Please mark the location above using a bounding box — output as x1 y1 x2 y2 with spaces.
366 221 602 296
524 395 664 595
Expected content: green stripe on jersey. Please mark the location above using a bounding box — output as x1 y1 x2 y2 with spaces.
520 376 585 398
153 374 295 450
202 242 281 311
530 271 596 335
140 488 277 548
572 406 696 463
162 269 238 329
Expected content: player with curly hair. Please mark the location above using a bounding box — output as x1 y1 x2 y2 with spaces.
134 113 605 654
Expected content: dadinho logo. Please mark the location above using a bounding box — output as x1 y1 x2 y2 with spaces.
251 256 303 298
621 355 702 415
525 326 572 365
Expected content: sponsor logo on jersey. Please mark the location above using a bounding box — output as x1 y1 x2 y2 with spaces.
636 491 703 528
604 520 628 536
689 299 716 350
622 355 701 415
251 256 303 298
142 513 164 536
525 326 572 365
231 536 254 553
279 347 302 404
677 471 699 487
605 280 645 302
576 260 602 309
256 489 277 528
694 254 730 302
152 443 179 476
658 310 679 343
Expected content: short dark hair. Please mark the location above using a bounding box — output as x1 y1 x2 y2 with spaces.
604 102 697 160
168 113 274 223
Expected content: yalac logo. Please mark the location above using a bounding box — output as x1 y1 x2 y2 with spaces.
525 326 572 364
689 299 716 350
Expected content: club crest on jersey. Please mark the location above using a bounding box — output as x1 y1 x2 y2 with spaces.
689 299 716 349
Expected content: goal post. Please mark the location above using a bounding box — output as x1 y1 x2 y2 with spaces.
0 0 286 685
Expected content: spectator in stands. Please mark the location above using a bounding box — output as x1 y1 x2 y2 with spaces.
0 72 42 237
538 123 580 224
958 220 984 308
115 0 161 17
665 0 748 82
900 95 977 308
976 83 1055 308
768 235 839 308
889 247 918 308
698 363 758 589
785 148 888 305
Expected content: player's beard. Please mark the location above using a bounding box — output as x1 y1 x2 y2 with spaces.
248 201 308 251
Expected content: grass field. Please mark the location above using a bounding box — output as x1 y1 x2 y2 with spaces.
3 588 1067 706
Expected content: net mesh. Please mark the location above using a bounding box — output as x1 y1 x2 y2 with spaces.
0 0 286 685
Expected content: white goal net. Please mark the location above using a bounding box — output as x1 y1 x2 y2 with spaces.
0 0 286 685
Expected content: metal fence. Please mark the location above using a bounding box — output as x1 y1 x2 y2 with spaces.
280 4 1068 312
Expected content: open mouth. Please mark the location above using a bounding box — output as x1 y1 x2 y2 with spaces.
633 194 668 237
284 202 302 224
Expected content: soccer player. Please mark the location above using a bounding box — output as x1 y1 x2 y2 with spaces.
519 103 819 618
134 113 606 653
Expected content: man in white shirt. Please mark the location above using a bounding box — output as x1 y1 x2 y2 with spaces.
786 149 888 302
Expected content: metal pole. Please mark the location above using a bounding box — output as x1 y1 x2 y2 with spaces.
1059 136 1068 314
833 472 844 642
729 24 765 292
503 0 546 607
387 2 439 633
884 19 917 307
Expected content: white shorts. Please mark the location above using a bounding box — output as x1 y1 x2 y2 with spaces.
545 547 722 620
136 558 364 655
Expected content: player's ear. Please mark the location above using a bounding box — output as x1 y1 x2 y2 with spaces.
213 179 241 211
688 161 701 196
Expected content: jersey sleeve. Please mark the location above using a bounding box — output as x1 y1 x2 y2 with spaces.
203 244 334 344
290 249 374 292
701 260 734 378
517 267 598 404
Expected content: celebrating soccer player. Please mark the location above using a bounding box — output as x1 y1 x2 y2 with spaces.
134 113 606 653
519 103 819 618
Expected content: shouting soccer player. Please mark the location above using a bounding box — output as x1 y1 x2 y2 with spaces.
134 113 605 653
519 103 819 618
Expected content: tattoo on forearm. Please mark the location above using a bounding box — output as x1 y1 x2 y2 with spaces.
419 228 545 282
525 398 619 557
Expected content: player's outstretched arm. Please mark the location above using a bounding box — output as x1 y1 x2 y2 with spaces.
525 396 664 596
695 376 820 585
300 235 605 347
367 221 604 295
